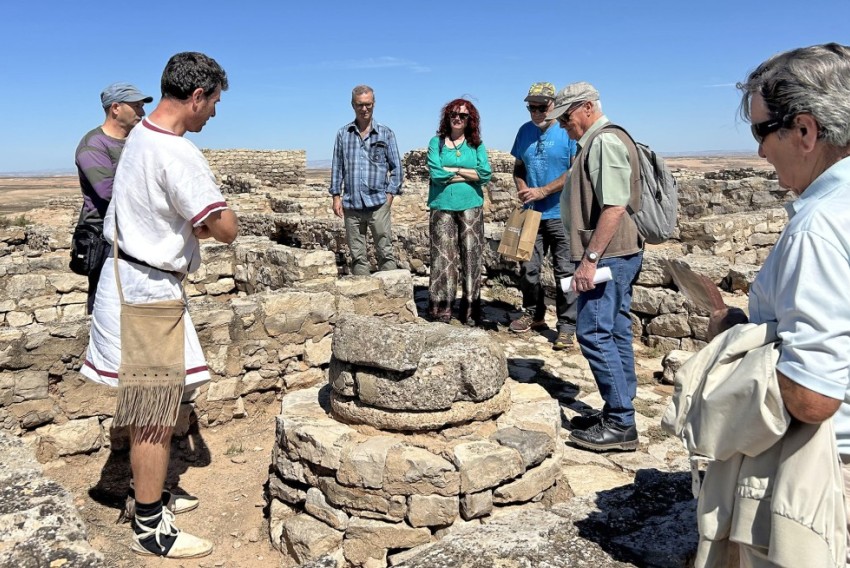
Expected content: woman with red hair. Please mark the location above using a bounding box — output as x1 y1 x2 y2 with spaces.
426 98 492 325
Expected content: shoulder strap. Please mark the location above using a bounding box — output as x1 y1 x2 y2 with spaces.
589 124 641 214
113 209 125 305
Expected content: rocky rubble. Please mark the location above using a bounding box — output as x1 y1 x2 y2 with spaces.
0 431 104 567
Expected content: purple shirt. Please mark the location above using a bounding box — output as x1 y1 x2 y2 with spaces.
75 127 125 217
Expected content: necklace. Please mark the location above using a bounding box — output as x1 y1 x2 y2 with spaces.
449 137 465 157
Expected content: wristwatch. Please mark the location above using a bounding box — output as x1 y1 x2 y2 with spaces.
585 250 600 263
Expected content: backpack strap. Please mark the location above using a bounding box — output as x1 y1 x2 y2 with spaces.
590 123 641 215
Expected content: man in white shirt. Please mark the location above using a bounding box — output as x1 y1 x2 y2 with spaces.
83 51 237 559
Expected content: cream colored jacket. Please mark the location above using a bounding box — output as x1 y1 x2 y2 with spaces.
662 323 846 567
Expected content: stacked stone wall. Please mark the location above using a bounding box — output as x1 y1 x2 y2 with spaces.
0 143 794 459
203 149 306 189
1 216 417 461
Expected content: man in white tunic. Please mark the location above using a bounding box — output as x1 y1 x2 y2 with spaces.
81 51 237 558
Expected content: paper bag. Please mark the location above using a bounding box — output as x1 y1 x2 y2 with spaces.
497 208 541 262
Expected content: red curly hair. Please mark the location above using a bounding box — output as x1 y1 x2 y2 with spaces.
437 98 482 148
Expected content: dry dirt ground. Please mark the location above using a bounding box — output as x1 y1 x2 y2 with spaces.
664 153 769 172
0 176 79 217
44 408 283 568
2 157 764 567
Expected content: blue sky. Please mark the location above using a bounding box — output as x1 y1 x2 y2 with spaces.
1 0 847 173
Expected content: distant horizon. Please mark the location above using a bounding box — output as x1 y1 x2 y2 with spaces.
0 149 763 177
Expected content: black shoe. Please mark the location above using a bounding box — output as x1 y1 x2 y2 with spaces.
570 410 602 431
569 418 639 452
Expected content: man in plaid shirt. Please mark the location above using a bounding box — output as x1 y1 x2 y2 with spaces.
330 85 402 275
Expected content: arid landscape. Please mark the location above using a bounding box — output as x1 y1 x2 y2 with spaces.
2 154 769 568
0 153 769 218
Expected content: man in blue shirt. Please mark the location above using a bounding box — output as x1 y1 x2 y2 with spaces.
329 85 403 275
509 82 578 350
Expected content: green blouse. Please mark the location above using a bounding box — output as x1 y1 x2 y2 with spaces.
427 136 493 211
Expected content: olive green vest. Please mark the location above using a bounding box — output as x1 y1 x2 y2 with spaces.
568 125 643 262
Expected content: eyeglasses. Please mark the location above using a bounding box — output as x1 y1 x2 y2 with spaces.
750 114 793 144
450 112 469 120
527 104 549 113
354 102 374 109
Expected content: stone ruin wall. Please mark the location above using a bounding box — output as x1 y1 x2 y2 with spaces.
0 146 790 464
0 147 791 566
0 212 417 460
202 149 307 191
243 149 791 354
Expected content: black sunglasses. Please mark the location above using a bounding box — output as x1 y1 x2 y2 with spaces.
556 102 586 124
527 104 549 113
751 114 794 144
450 111 469 120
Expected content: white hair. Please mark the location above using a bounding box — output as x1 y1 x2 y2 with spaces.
738 43 850 147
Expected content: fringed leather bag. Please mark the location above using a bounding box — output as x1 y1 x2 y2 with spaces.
111 218 186 428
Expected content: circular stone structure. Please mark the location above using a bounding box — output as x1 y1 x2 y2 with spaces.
268 315 568 567
329 315 508 412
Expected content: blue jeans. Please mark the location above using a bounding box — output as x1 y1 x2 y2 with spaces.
575 252 642 427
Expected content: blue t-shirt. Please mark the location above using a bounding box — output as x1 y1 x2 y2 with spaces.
510 121 576 220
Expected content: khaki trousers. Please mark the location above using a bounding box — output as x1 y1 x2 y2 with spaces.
343 201 396 276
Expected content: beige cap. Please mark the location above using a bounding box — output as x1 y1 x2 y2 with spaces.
547 82 599 120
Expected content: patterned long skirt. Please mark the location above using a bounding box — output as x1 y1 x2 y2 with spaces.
428 207 484 323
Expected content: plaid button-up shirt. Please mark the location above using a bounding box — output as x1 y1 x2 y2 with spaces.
329 120 402 210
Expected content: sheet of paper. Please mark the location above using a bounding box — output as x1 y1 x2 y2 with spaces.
560 266 613 293
665 260 726 313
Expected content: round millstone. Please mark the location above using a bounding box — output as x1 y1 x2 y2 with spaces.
330 383 511 431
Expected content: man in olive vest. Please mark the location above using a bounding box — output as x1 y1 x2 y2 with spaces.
548 82 643 452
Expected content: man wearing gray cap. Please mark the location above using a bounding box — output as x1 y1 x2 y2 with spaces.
509 82 578 351
74 82 153 312
548 82 643 452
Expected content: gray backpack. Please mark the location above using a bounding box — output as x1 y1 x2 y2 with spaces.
596 125 678 244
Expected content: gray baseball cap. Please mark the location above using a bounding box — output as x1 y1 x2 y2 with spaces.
547 82 599 120
100 82 154 108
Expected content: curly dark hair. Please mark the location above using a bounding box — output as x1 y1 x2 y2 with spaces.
161 52 228 100
437 98 482 148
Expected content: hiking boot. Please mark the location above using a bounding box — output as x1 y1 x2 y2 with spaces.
569 418 639 452
509 311 546 333
570 410 602 431
131 507 213 558
553 330 575 351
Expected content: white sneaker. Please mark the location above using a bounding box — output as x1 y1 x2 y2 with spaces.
124 482 199 521
164 491 199 514
131 508 213 558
